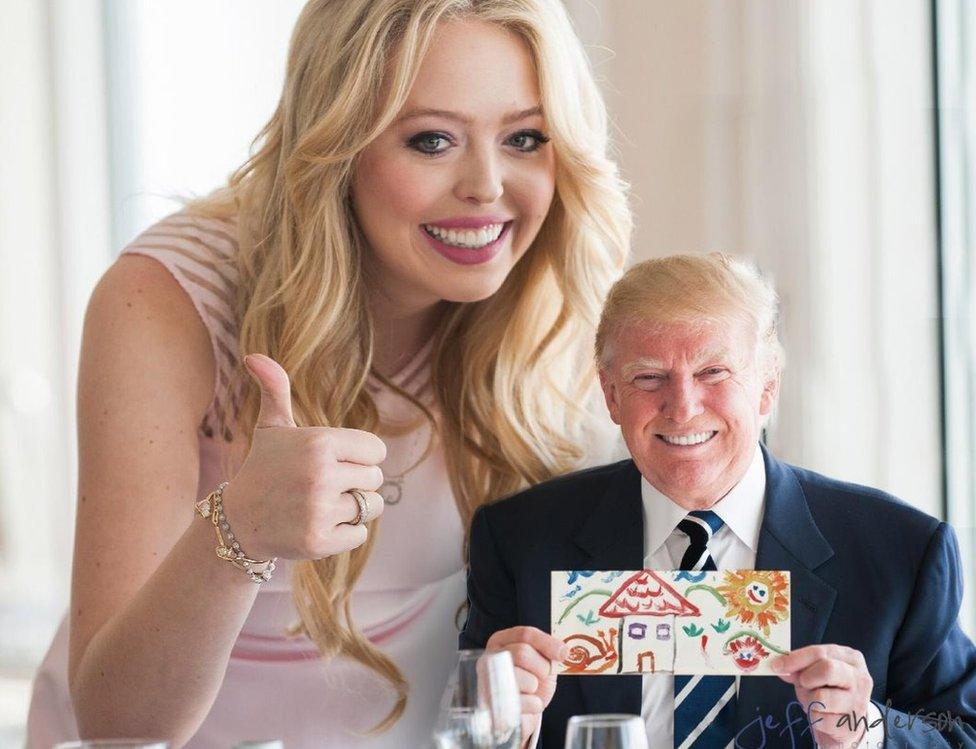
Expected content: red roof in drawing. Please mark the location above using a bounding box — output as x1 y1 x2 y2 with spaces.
598 571 700 618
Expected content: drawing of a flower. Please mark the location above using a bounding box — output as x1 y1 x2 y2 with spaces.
717 570 789 635
726 635 771 672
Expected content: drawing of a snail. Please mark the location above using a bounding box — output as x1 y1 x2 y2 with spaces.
562 629 618 673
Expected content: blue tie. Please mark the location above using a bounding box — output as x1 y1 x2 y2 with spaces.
673 511 736 748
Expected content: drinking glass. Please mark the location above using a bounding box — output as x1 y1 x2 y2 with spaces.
54 742 169 749
433 648 522 749
563 714 648 749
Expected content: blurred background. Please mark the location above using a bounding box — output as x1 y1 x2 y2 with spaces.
0 0 973 744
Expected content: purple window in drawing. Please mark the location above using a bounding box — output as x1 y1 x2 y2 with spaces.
656 623 671 641
628 623 647 640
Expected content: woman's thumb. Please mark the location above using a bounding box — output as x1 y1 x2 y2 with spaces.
244 354 297 428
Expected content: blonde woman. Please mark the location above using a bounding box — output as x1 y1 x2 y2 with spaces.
27 1 630 746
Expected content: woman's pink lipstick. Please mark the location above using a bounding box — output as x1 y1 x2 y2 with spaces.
420 220 512 266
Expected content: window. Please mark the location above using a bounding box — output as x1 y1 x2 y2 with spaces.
935 0 976 638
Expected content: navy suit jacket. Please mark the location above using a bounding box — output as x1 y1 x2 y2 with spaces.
460 446 976 748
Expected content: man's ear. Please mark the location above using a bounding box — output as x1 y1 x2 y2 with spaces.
759 370 780 417
599 368 622 425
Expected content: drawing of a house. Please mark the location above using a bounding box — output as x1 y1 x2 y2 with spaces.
597 570 700 673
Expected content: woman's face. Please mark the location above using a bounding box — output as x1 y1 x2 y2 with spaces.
351 19 556 310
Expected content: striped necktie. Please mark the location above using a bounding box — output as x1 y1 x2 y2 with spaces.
673 511 737 749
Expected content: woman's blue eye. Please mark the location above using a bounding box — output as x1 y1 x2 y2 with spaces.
408 132 452 155
507 130 550 152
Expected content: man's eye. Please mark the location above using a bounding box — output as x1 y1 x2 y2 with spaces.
700 368 728 379
634 375 663 388
507 129 550 152
407 132 453 155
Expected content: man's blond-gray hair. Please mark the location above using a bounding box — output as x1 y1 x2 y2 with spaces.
595 253 785 378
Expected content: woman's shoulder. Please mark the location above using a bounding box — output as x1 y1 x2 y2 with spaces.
115 208 245 442
120 208 241 301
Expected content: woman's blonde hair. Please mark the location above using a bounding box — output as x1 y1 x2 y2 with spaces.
595 253 784 377
190 0 630 729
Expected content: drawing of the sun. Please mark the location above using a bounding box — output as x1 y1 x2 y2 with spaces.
717 570 789 634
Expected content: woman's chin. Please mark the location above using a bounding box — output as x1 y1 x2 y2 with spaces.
432 271 513 304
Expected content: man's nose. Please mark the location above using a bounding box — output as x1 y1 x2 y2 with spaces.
661 379 705 424
453 145 503 205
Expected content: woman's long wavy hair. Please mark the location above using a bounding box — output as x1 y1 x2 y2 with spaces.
190 0 630 730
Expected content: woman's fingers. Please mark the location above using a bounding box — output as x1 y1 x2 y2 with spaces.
323 427 387 465
328 462 384 494
319 522 369 556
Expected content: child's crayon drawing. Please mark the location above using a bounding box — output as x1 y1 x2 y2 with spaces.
551 569 791 676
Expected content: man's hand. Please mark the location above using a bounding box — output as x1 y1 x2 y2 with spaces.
773 644 874 748
486 626 568 746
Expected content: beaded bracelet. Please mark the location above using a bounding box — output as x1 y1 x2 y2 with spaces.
195 481 277 584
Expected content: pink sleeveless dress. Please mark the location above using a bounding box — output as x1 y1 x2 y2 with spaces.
27 211 467 748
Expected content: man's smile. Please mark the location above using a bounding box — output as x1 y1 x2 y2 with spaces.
655 430 718 447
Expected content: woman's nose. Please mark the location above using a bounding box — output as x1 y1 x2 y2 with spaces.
453 146 503 204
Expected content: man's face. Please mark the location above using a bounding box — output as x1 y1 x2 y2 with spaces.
599 318 778 508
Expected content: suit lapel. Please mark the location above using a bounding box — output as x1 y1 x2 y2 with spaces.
571 460 644 716
736 446 838 736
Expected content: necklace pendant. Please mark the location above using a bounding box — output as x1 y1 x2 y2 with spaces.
380 477 403 505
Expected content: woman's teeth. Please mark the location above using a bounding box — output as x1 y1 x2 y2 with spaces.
659 431 716 446
424 223 504 249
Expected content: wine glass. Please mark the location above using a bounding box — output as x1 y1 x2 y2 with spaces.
433 649 522 749
563 714 648 749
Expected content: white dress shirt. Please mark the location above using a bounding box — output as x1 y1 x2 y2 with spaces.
639 445 882 748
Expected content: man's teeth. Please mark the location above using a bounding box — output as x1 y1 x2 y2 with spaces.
660 431 715 446
424 223 504 249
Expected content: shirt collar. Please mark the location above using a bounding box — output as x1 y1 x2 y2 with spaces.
641 443 767 557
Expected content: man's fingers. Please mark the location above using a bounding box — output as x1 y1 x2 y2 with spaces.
513 666 539 695
245 354 298 428
487 626 568 663
796 659 856 691
502 642 557 683
773 644 862 676
519 693 545 716
801 686 854 715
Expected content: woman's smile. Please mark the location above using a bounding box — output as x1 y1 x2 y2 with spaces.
420 219 513 265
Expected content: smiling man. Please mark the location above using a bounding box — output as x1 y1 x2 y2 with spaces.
460 254 976 748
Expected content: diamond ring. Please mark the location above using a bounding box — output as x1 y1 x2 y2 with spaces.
348 489 370 526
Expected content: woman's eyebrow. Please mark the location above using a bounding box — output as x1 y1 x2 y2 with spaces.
395 105 544 125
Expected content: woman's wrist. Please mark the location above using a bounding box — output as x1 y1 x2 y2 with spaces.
196 481 277 583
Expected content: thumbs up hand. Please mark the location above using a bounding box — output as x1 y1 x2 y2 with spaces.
218 353 387 561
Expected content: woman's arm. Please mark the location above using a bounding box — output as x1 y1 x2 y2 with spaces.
69 252 388 746
67 255 261 745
